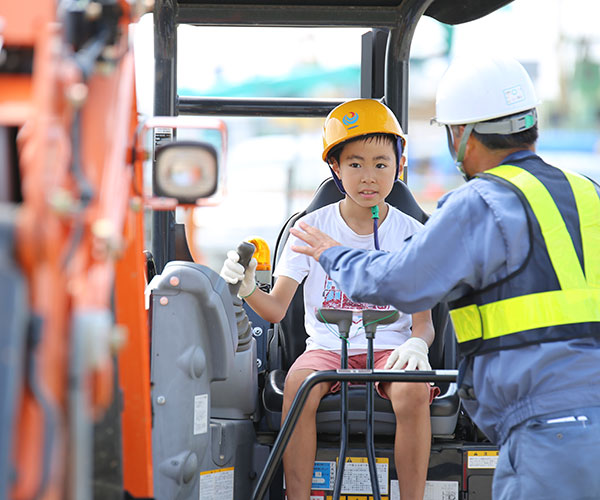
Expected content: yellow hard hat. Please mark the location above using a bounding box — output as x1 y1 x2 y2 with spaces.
322 99 406 162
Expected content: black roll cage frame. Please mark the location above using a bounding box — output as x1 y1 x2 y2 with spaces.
151 0 433 272
151 0 513 271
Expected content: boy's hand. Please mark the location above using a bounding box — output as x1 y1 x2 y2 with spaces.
220 250 258 298
290 221 341 262
384 337 431 371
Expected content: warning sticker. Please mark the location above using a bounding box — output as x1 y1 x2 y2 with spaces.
199 467 234 500
503 85 525 106
312 461 335 490
153 127 174 160
323 496 386 500
390 479 459 500
339 457 389 495
193 394 208 435
467 450 499 469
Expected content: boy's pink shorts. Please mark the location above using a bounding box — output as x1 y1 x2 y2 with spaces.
286 349 439 403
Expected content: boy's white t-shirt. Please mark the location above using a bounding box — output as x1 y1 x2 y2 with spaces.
275 201 424 353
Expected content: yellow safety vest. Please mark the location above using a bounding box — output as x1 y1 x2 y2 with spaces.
450 163 600 354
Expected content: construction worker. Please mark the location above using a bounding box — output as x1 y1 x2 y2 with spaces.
290 55 600 499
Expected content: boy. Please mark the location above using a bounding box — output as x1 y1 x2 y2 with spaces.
220 99 436 500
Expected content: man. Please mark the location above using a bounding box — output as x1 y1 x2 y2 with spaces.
290 55 600 499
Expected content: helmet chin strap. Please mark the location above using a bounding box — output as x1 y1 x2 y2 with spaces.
328 165 346 194
328 165 383 250
447 110 537 182
454 123 475 182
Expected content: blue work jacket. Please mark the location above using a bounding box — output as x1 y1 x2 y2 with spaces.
318 150 600 444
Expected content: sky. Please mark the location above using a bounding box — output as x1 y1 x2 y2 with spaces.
131 0 600 266
133 0 600 116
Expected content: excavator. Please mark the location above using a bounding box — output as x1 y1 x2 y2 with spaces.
0 1 516 499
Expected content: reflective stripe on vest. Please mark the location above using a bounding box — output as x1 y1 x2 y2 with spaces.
451 164 600 345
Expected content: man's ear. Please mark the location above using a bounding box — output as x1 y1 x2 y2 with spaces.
464 132 477 158
398 155 406 180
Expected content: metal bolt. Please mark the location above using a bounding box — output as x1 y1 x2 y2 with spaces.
256 358 263 369
92 218 114 240
159 296 168 306
96 60 116 76
49 189 77 215
65 82 88 108
102 45 119 61
109 325 127 354
252 327 263 337
130 196 143 212
85 2 103 20
156 396 166 405
91 218 124 259
169 276 180 287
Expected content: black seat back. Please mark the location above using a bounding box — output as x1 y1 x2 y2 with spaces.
272 177 452 372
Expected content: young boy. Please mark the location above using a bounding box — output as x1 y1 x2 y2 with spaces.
220 99 436 500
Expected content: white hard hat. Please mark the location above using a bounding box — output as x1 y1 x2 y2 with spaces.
435 55 539 126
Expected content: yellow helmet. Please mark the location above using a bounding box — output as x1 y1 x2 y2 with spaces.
322 99 406 162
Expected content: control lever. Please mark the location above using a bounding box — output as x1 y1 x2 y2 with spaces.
362 309 399 500
229 241 256 352
228 241 256 296
317 308 352 500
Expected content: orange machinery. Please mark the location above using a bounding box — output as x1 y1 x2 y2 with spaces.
0 1 153 498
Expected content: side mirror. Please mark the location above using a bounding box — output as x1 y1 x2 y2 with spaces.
154 141 218 203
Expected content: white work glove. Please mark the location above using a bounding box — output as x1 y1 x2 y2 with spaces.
384 337 431 371
219 250 258 298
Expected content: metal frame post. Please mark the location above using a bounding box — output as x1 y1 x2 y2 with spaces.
152 0 177 273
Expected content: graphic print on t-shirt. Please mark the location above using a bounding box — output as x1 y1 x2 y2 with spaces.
321 275 390 315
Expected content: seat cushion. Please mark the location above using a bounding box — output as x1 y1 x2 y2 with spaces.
263 369 460 436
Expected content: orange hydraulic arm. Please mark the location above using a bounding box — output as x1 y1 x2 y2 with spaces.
0 0 153 498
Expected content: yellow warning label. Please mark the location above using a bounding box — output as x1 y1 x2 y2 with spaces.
331 457 389 496
325 497 389 500
200 466 234 475
467 450 499 458
467 450 499 469
199 467 234 500
337 457 389 464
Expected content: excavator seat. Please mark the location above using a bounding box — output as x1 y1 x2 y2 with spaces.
262 177 460 437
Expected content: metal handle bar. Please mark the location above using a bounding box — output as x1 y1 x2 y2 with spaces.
251 369 458 500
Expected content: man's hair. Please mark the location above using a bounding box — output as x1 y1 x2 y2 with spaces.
326 133 399 166
467 109 539 150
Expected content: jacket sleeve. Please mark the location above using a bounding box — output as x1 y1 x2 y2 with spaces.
318 183 524 313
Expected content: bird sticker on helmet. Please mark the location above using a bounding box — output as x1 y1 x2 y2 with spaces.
342 112 359 129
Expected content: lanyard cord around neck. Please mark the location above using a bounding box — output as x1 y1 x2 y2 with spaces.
371 205 380 250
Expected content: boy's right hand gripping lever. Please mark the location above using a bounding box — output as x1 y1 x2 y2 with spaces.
220 241 257 298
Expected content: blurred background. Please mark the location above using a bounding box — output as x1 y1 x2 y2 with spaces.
134 0 600 270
